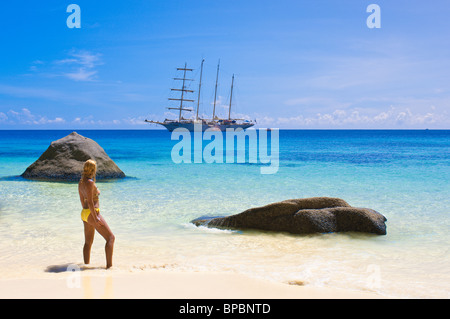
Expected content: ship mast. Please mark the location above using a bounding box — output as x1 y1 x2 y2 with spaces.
168 63 194 121
196 59 204 121
228 74 234 120
212 60 220 122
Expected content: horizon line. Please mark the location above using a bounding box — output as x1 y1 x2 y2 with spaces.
0 128 448 131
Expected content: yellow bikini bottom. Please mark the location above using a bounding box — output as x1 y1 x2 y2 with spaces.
81 208 100 222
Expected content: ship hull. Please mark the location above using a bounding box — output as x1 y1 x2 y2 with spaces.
159 122 254 132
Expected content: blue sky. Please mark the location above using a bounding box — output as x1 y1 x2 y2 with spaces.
0 0 449 129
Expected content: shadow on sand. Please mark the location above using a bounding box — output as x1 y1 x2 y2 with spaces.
45 263 104 273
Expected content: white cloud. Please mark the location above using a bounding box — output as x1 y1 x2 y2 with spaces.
22 50 102 82
72 115 95 125
258 106 449 129
57 50 102 82
0 112 7 122
71 115 148 127
55 51 101 67
4 108 66 125
122 115 148 126
50 50 103 82
64 69 98 82
48 117 65 124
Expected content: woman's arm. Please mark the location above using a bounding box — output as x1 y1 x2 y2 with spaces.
78 183 85 207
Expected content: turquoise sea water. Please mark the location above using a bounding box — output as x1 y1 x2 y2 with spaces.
0 129 449 298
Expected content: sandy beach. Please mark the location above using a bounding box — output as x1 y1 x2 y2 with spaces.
0 270 384 299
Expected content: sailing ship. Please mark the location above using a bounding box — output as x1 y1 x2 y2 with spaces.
145 59 255 132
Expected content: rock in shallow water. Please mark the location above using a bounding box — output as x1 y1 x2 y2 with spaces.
21 132 125 181
191 197 387 235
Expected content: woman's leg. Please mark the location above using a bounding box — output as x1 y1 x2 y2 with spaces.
88 214 115 269
83 221 95 264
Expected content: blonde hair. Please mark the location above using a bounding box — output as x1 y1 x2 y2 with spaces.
81 159 97 181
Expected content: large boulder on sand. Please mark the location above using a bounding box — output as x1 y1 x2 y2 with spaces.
192 197 387 235
21 132 125 181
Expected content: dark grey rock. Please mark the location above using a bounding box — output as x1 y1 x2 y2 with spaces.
21 132 125 181
191 197 387 235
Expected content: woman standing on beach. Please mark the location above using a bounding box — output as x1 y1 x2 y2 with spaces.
78 159 115 269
